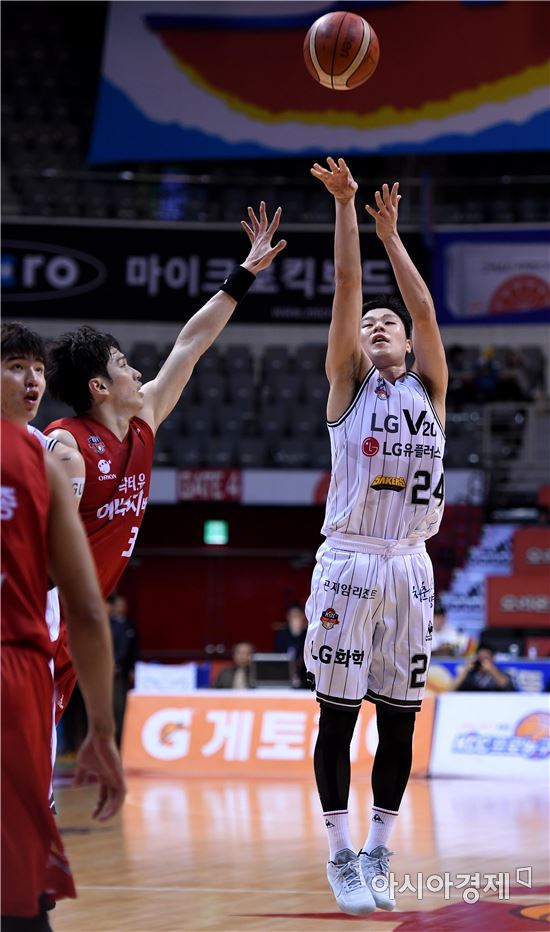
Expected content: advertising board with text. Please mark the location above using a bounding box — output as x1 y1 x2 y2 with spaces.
122 691 434 778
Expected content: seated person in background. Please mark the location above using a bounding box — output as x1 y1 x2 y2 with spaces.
274 603 308 688
453 645 515 692
430 604 468 656
275 603 307 653
214 642 255 689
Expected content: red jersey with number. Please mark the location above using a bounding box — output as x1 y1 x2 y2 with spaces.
45 415 154 598
1 420 51 657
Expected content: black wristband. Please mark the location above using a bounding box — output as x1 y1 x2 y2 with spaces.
220 265 256 303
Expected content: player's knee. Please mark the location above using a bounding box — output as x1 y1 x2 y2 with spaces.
318 702 359 747
376 705 416 747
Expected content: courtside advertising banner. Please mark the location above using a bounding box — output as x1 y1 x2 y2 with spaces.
429 693 550 780
433 231 550 325
90 2 550 162
122 691 435 777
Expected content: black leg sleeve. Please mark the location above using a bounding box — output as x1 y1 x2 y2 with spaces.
313 703 360 812
1 913 52 932
371 705 416 812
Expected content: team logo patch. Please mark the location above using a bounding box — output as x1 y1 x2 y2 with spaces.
87 435 105 454
362 436 380 457
370 475 406 492
374 377 389 399
320 607 340 630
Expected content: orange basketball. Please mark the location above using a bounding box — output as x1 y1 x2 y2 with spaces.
303 11 380 91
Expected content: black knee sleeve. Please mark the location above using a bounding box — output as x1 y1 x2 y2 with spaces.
313 703 360 812
371 705 416 812
1 913 52 932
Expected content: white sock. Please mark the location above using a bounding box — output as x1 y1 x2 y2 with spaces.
323 810 355 860
363 806 398 853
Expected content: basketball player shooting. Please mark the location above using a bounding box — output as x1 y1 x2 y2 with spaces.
305 158 448 915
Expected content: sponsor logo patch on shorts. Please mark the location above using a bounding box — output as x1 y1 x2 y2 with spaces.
370 474 406 492
320 607 340 630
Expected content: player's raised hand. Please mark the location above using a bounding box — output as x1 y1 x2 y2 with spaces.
241 201 286 274
310 157 358 202
365 182 401 241
73 731 127 822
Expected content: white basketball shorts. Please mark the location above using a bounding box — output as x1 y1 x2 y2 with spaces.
304 533 435 711
45 587 61 642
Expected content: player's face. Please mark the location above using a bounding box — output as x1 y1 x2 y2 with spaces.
106 348 143 413
1 354 46 426
360 308 411 366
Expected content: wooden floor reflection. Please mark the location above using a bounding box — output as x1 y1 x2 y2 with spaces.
52 775 549 931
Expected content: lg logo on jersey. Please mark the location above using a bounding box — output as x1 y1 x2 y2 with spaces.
370 409 437 437
310 644 365 667
97 459 117 481
362 437 380 457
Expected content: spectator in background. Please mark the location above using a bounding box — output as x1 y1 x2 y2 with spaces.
453 645 515 691
274 603 307 653
214 642 256 689
275 603 308 688
446 345 477 405
108 594 139 747
475 347 500 402
430 604 468 656
497 349 532 401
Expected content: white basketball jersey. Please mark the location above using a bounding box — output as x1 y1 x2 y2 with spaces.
27 425 61 640
322 368 445 542
27 424 58 453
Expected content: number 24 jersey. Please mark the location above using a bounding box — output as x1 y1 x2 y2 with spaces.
322 368 445 542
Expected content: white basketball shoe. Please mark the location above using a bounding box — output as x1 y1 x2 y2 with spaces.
359 845 396 910
326 848 376 915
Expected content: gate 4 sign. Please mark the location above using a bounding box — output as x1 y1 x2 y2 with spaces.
176 469 241 502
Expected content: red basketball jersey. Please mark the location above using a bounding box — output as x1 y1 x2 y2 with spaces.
45 415 154 598
1 420 51 657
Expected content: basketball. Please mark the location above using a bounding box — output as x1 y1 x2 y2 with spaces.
303 11 380 91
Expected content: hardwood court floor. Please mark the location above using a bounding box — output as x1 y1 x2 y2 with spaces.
52 775 549 932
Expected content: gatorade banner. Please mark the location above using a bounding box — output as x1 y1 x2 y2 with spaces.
122 690 434 777
90 1 550 163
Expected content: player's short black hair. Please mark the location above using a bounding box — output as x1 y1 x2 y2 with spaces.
1 321 46 363
362 294 412 339
46 325 120 415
